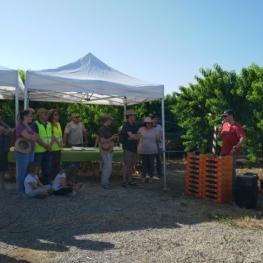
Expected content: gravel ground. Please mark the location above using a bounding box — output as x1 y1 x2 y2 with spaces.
1 163 263 263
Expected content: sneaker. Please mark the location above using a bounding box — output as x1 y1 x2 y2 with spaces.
141 178 146 183
67 191 77 197
149 178 153 183
122 182 131 188
0 186 11 191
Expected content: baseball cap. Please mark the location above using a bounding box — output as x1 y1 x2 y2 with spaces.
221 109 234 117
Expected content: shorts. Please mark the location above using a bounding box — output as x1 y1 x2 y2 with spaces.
0 153 8 172
123 150 137 166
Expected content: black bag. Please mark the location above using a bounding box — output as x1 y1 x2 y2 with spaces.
119 129 126 145
235 173 258 209
0 135 10 154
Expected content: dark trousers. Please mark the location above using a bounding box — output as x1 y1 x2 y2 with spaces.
141 154 155 178
34 151 52 185
49 150 61 181
54 187 73 195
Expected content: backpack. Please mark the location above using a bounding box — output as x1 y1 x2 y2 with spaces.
118 129 126 145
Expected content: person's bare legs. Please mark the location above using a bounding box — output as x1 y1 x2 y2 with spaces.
122 164 128 182
127 164 133 182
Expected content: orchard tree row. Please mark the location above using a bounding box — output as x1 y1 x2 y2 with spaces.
171 63 263 163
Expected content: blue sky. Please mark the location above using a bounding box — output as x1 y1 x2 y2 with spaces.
1 0 263 95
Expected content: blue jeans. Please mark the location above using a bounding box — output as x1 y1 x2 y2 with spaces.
34 151 52 185
15 151 34 193
100 152 113 185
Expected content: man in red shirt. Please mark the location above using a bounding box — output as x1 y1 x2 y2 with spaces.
219 109 246 192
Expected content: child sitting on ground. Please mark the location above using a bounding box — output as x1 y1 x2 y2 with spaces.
52 165 82 196
24 162 52 198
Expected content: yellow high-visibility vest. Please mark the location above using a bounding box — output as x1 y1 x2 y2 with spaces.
34 121 52 153
51 122 62 151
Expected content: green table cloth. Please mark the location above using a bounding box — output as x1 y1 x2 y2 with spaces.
8 149 124 163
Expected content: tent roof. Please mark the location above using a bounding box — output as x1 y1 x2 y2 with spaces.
0 66 25 100
25 53 164 105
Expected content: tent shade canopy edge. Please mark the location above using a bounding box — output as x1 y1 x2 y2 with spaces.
25 53 164 105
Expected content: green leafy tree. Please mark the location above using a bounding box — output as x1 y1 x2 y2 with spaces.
171 63 263 163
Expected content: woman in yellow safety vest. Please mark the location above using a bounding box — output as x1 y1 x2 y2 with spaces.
48 109 65 182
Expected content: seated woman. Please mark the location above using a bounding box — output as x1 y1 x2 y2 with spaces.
24 162 52 198
52 165 82 196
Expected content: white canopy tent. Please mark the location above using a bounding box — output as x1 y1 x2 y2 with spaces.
0 65 25 119
25 53 168 189
25 53 163 105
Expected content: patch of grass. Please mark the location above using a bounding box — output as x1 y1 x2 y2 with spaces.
208 213 237 227
179 194 188 207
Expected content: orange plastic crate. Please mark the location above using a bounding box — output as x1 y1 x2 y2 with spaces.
203 195 232 204
186 188 202 198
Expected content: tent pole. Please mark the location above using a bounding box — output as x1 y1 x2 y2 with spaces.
15 82 19 193
24 86 28 110
124 104 127 120
15 84 19 125
161 97 167 191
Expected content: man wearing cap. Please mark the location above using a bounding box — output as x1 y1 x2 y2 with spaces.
99 114 119 189
31 108 53 185
0 109 14 190
219 109 246 192
121 109 141 188
151 116 163 176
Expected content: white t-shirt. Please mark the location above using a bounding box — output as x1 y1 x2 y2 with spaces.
153 124 163 148
24 174 39 194
52 173 66 191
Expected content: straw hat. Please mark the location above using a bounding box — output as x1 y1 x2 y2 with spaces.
100 141 114 153
125 109 137 116
101 113 114 121
35 108 49 118
15 137 31 153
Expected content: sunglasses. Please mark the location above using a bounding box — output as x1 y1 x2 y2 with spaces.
54 113 59 116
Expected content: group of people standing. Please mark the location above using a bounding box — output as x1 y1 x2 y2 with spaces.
94 110 163 189
119 109 163 188
0 107 86 197
0 107 164 194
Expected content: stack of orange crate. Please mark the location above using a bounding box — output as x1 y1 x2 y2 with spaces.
186 152 204 198
202 155 233 204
